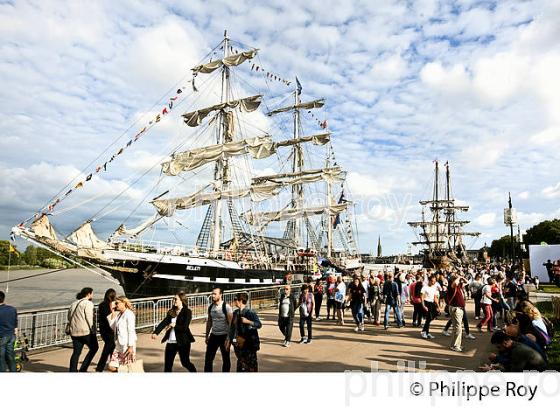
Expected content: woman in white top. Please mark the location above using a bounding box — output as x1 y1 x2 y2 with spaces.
107 296 137 371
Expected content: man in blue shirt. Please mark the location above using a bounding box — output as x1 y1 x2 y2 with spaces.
0 290 18 372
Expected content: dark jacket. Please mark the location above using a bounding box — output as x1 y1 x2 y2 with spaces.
278 293 297 319
97 300 114 339
229 307 262 352
153 307 195 346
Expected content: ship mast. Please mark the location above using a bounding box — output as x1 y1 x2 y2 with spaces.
434 160 440 250
326 144 333 257
291 79 303 248
211 30 231 253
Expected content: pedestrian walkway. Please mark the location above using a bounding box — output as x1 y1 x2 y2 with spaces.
23 301 492 372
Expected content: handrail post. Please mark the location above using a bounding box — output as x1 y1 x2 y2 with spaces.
30 313 37 349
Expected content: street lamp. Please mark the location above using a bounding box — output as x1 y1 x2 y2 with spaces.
503 192 517 264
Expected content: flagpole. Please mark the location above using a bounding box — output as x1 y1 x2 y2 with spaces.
6 248 11 293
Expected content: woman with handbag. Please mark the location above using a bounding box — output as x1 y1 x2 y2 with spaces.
151 292 197 372
229 292 262 372
107 296 139 372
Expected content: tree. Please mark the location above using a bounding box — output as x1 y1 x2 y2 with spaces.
489 235 521 259
524 219 560 246
24 245 38 266
0 240 22 265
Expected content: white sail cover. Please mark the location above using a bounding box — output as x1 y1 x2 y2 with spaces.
252 167 343 185
31 215 58 240
192 49 258 74
67 222 109 249
112 214 163 238
276 132 331 147
152 184 280 217
161 132 330 176
267 99 325 116
161 135 275 176
241 203 348 225
183 95 262 127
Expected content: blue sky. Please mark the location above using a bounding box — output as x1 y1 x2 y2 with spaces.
1 0 559 255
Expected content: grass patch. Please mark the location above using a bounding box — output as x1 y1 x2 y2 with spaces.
536 301 560 371
539 285 560 294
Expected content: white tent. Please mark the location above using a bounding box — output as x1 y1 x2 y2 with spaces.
529 244 560 282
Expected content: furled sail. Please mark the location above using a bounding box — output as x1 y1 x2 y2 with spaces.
67 222 110 249
31 215 58 240
241 203 348 225
161 135 275 176
161 132 329 176
275 132 331 148
111 213 163 239
151 184 280 217
267 99 325 116
192 49 258 74
182 95 262 127
252 167 343 185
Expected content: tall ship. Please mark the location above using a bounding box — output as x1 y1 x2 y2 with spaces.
11 32 362 297
407 161 479 269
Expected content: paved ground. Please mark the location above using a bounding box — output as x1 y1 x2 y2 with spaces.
24 300 493 372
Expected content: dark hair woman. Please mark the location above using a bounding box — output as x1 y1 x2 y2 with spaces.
151 292 196 372
95 288 117 372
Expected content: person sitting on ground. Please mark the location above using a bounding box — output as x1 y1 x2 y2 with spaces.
482 330 546 372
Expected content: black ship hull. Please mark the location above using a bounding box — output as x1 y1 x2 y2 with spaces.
101 258 293 298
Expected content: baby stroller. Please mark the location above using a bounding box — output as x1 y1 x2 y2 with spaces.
14 335 30 372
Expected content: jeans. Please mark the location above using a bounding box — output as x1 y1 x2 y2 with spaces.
474 295 482 317
204 333 231 372
383 303 403 327
314 294 323 318
278 316 294 342
0 334 16 372
95 333 115 372
412 302 424 326
69 333 99 372
326 298 336 319
351 303 364 325
299 315 312 340
422 302 437 334
369 299 381 323
164 342 196 372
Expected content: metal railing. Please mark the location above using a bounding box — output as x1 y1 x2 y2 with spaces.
17 285 300 351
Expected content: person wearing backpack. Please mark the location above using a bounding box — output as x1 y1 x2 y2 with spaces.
382 272 403 330
230 292 262 372
204 287 233 372
477 278 498 332
67 287 98 372
298 284 314 344
469 274 484 319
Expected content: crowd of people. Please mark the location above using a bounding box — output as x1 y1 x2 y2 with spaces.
275 261 554 372
0 261 555 373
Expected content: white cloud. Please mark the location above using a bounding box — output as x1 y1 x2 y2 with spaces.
542 182 560 199
475 212 496 227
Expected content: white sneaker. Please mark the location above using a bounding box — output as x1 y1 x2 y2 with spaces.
442 330 451 336
450 346 463 352
427 333 435 339
282 340 287 347
421 331 428 339
474 316 480 320
299 338 307 344
359 324 365 331
354 326 359 332
285 341 291 347
466 333 476 340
